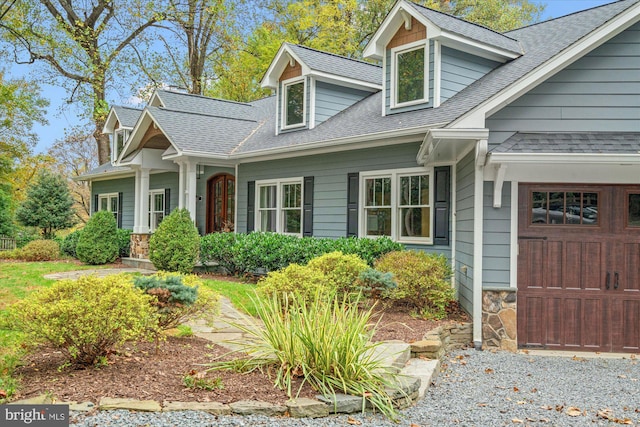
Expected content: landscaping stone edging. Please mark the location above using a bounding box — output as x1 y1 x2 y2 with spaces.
7 323 473 419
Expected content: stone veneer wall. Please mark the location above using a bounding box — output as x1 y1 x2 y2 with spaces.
130 233 151 259
411 322 473 360
482 289 517 352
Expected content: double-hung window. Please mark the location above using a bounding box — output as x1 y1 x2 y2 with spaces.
98 193 120 223
391 40 428 108
256 179 303 235
112 129 129 163
361 168 432 244
148 189 165 232
281 77 306 129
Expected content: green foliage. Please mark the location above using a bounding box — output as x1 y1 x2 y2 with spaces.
149 209 200 274
76 211 119 265
357 268 397 300
257 264 327 302
200 232 403 275
116 228 132 258
307 251 368 296
15 239 60 262
6 274 156 366
60 229 82 258
15 170 76 239
176 325 193 337
0 188 15 237
134 272 219 330
13 227 40 248
207 291 399 419
183 373 224 391
375 251 454 319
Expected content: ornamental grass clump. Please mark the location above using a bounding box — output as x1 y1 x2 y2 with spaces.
207 291 400 419
7 274 157 366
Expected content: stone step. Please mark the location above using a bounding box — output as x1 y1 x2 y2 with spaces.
367 340 411 373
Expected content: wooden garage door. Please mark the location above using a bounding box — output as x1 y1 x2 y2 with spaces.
517 184 640 352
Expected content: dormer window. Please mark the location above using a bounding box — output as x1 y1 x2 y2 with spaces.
112 129 129 163
281 77 306 129
391 41 428 108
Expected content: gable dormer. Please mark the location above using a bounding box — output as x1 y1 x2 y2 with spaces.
262 43 381 134
364 0 522 115
103 106 142 165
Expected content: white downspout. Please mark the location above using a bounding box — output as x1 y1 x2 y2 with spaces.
133 168 141 233
473 140 488 350
178 161 185 209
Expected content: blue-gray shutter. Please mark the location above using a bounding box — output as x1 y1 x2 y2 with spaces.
164 188 171 216
433 166 450 246
247 181 255 232
93 194 98 213
303 176 314 237
346 173 359 237
117 192 123 229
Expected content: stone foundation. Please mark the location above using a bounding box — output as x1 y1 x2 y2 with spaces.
482 289 517 352
130 233 151 259
410 322 473 360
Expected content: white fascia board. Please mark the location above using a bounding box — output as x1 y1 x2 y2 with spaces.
488 152 640 165
261 44 306 89
311 72 382 91
165 151 235 166
436 32 521 62
452 4 640 128
117 109 182 164
148 90 165 107
73 167 134 182
103 108 119 134
417 128 489 161
484 160 640 184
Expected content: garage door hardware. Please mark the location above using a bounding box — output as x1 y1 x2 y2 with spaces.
605 272 620 290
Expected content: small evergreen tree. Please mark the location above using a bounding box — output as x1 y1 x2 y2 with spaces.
0 188 15 236
15 170 76 239
76 210 119 265
149 208 200 274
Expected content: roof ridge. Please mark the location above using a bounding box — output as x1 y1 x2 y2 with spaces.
408 1 520 43
286 43 381 68
506 0 633 33
151 106 258 123
114 105 143 111
157 89 253 107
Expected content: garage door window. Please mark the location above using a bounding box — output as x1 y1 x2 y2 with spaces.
629 193 640 227
531 191 598 225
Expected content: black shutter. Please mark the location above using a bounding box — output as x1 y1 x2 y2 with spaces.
247 181 255 232
303 176 314 237
93 194 99 213
164 188 171 216
434 166 450 246
346 173 359 237
117 192 123 229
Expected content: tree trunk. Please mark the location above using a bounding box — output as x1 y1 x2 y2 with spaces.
95 126 110 165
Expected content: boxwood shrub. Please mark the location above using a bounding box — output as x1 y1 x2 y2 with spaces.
200 232 403 275
76 211 119 265
149 208 200 274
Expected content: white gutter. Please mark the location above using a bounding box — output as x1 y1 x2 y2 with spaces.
488 152 640 165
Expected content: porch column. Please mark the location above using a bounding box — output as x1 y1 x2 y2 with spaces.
186 161 197 222
473 140 488 349
178 161 186 209
139 168 150 234
133 168 141 233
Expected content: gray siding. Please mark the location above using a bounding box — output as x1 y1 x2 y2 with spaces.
487 22 640 132
455 150 474 314
440 46 499 102
149 172 179 214
195 166 235 235
92 177 135 230
482 181 511 289
385 40 435 115
314 81 370 125
237 142 451 257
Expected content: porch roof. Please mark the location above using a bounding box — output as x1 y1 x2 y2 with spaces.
492 132 640 155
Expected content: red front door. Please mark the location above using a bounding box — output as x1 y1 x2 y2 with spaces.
206 174 235 233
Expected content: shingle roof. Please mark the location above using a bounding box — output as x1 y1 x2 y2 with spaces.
410 2 522 55
285 43 382 86
113 106 142 128
154 90 256 121
492 132 640 154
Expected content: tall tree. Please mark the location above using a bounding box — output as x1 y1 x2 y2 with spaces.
16 169 77 239
48 127 98 224
0 1 163 165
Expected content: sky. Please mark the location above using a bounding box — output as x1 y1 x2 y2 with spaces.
7 0 616 154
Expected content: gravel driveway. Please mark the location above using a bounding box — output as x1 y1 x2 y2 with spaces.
70 349 640 426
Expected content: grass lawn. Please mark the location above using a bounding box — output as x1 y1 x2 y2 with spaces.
200 279 259 317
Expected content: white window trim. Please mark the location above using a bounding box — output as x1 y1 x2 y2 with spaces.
390 40 429 109
148 189 165 232
255 177 304 236
98 192 119 213
359 167 434 244
280 77 307 130
112 129 130 163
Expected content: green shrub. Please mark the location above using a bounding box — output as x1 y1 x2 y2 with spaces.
60 229 82 258
200 232 240 274
134 272 219 330
14 227 40 248
375 251 454 319
149 209 200 274
357 268 397 300
76 211 119 265
7 274 156 366
116 229 132 258
257 264 327 302
16 239 60 261
307 251 368 296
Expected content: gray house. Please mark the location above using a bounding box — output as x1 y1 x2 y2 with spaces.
81 0 640 353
